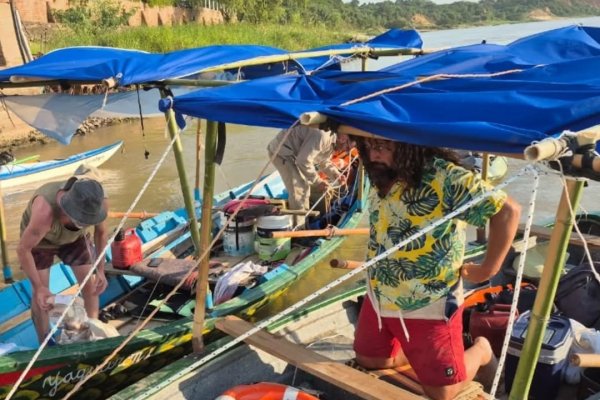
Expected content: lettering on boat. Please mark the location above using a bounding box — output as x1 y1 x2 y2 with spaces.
42 356 125 397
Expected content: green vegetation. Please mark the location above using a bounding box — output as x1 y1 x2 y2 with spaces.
45 23 351 52
44 0 600 52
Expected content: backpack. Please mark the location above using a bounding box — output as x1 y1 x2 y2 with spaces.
555 262 600 328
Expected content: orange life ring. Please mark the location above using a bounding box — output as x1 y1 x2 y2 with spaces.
215 382 319 400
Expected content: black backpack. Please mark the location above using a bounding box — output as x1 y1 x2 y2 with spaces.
555 262 600 328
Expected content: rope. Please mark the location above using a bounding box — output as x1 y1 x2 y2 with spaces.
6 113 182 400
340 69 525 108
60 121 300 399
141 165 535 393
489 166 540 398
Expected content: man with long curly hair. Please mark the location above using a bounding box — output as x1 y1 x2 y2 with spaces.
352 136 521 400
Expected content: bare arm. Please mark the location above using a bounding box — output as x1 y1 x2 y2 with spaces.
462 196 521 283
93 199 109 272
17 197 54 310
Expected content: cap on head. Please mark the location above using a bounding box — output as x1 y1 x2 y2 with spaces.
60 178 107 226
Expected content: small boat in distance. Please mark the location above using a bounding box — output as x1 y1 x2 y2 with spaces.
0 140 123 189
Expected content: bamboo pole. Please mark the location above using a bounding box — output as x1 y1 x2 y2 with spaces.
194 119 203 203
160 89 201 257
476 153 490 244
0 184 12 283
270 227 369 239
107 211 158 219
192 120 218 353
509 178 585 399
330 259 362 269
570 353 600 368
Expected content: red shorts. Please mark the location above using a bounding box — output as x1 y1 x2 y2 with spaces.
353 296 466 387
32 235 95 270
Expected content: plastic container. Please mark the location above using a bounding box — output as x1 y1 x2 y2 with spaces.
111 228 143 269
504 311 573 399
255 215 291 261
223 214 256 257
469 303 518 357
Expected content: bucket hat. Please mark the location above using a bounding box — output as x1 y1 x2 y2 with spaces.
60 178 107 226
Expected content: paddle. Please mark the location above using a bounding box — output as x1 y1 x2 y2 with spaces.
108 211 159 219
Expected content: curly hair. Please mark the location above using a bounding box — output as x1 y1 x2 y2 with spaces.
355 137 460 191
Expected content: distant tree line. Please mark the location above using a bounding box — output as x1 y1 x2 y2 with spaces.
181 0 600 29
56 0 600 33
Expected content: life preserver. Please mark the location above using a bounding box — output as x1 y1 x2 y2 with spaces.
215 382 319 400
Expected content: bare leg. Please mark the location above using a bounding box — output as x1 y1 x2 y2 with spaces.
71 264 99 319
356 350 409 370
31 269 51 344
421 336 495 400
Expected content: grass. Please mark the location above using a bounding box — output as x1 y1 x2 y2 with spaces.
41 23 359 53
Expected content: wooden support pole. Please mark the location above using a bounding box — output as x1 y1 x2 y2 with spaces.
270 227 369 239
330 259 362 269
509 178 585 400
476 153 490 244
0 184 12 283
192 120 218 353
570 353 600 368
160 89 201 257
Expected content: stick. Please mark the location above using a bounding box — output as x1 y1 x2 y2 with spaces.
270 227 369 239
330 258 362 269
570 353 600 368
108 211 159 219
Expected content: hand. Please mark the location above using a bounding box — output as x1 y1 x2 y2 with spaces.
93 270 108 295
34 286 54 311
461 262 494 284
338 174 347 186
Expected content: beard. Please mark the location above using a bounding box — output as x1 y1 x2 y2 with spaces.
366 163 398 194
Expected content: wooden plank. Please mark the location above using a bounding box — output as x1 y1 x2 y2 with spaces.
518 224 600 250
216 316 424 400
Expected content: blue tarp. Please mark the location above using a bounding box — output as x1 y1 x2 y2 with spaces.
0 29 422 86
161 25 600 154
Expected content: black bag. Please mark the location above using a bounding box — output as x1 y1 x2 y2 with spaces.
555 262 600 328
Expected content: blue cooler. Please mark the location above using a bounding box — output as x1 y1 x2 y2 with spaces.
504 311 572 399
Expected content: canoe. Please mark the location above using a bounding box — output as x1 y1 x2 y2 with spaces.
0 168 369 399
0 140 123 189
110 213 600 400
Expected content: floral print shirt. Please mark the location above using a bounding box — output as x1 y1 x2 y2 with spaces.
367 158 507 313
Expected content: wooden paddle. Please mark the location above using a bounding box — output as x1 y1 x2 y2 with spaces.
269 227 369 239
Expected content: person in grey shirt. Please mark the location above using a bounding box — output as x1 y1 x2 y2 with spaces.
267 125 345 226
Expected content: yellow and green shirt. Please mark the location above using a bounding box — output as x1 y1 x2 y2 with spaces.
367 158 507 314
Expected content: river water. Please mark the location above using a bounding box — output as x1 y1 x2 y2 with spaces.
3 16 600 303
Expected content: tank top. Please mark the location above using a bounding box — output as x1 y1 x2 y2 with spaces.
20 181 87 249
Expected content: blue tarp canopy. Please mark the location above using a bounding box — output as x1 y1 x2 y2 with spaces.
161 25 600 154
0 29 422 86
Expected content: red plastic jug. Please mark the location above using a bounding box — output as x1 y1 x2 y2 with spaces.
469 303 518 357
111 228 142 269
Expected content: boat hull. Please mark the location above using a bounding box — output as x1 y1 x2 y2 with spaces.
0 141 122 189
0 172 368 399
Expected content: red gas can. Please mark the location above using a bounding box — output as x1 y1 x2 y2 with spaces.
111 228 142 269
469 303 518 357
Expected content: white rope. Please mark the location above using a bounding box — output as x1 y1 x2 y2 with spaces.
489 165 540 398
6 114 182 400
143 165 534 393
